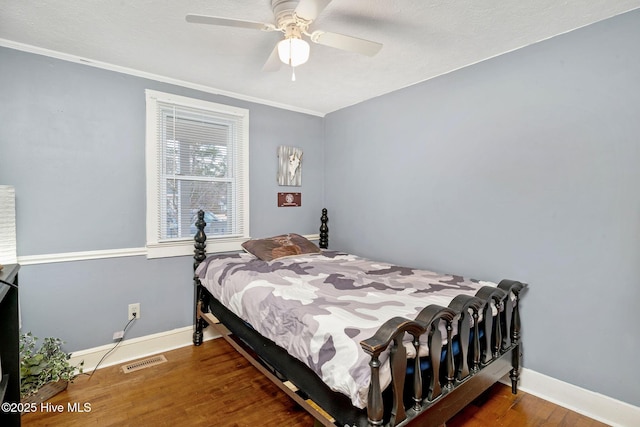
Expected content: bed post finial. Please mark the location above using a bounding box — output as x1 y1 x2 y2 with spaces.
194 210 207 272
319 208 329 249
193 210 208 346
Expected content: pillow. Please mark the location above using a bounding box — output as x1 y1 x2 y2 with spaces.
241 233 321 262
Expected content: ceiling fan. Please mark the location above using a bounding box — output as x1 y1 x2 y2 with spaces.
186 0 382 79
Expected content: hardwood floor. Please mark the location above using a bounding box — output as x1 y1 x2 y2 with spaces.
22 338 609 427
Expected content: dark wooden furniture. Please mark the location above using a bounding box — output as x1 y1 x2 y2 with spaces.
192 210 527 427
1 264 21 427
319 208 329 249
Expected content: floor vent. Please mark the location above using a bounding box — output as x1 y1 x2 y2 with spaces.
121 354 168 374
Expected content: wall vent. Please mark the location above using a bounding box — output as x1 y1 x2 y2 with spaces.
121 354 168 374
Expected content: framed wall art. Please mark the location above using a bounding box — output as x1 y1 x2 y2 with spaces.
277 145 302 186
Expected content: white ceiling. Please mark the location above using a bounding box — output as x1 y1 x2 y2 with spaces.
1 0 639 116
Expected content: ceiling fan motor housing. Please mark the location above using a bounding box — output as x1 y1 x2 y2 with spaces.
272 0 305 29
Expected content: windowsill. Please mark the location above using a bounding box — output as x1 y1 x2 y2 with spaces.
146 236 247 259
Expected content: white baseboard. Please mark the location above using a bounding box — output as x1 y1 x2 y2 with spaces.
501 368 640 427
69 326 219 373
70 329 639 427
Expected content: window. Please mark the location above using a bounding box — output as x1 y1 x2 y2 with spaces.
145 90 249 258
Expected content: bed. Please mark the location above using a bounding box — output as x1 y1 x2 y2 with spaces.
192 209 527 427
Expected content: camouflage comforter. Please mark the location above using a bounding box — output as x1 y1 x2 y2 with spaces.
195 251 498 409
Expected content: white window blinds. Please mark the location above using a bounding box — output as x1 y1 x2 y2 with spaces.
145 90 249 258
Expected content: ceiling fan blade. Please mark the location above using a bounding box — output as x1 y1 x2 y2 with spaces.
186 14 276 31
262 44 282 72
294 0 332 22
311 31 382 56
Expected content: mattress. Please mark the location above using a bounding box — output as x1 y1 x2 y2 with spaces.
195 250 498 408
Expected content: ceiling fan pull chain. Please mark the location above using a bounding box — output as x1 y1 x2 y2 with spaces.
288 54 296 82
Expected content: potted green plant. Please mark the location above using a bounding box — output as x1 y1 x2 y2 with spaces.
19 332 84 404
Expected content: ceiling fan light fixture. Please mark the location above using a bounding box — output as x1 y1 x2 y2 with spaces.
277 37 310 67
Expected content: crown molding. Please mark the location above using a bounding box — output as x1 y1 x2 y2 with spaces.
0 38 325 117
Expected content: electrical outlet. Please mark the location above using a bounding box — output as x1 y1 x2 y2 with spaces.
128 303 140 320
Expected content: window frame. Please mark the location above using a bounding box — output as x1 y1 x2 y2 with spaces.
145 89 250 259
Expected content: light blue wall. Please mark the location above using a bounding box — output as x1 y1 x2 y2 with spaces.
324 10 640 407
0 47 324 351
